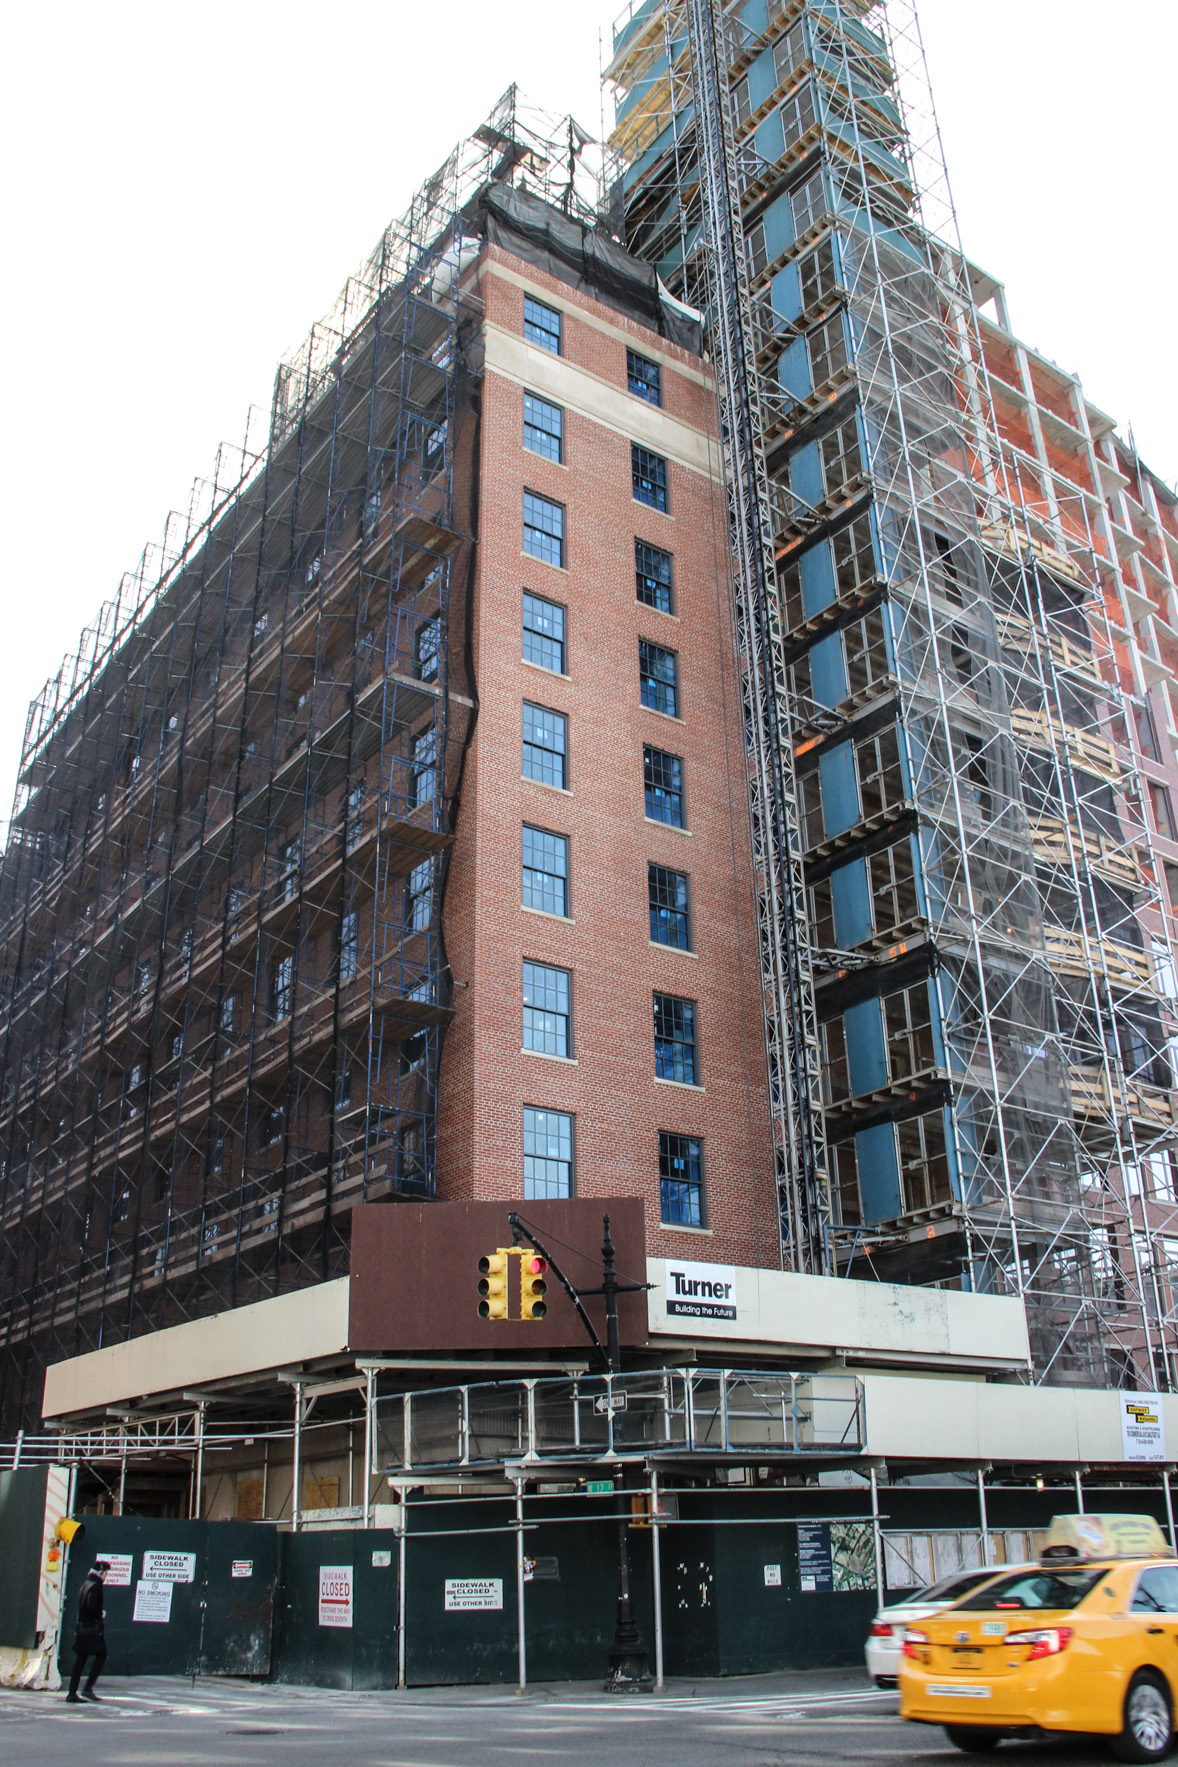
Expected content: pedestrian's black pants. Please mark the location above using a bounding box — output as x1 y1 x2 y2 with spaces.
68 1647 106 1697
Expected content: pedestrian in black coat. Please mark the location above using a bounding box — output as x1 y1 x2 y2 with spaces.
66 1559 110 1703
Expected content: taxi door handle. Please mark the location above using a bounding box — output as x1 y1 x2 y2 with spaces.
1148 1627 1165 1635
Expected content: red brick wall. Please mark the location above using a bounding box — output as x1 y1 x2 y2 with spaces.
438 243 779 1270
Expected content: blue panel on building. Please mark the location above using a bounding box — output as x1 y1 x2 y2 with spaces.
754 107 784 167
799 539 836 617
770 262 802 325
790 441 823 510
844 997 887 1097
778 334 811 402
761 190 795 262
817 741 858 837
855 1121 902 1224
808 629 848 708
830 856 871 947
747 47 779 115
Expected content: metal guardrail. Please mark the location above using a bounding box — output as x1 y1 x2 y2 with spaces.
374 1368 864 1473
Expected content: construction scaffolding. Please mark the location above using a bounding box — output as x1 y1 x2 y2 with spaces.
606 0 1178 1384
0 91 604 1434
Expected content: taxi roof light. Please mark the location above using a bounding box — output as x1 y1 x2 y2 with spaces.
1041 1513 1169 1561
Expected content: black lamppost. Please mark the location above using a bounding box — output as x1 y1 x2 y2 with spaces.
507 1210 652 1691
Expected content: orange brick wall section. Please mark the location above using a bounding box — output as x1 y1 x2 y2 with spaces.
438 241 780 1271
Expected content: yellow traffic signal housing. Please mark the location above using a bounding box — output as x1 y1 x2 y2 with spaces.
478 1250 511 1320
54 1517 85 1546
520 1254 548 1321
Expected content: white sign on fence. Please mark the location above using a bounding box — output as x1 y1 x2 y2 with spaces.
100 1554 133 1589
1122 1392 1166 1463
142 1550 196 1584
444 1578 503 1612
764 1564 782 1587
132 1579 174 1624
318 1564 354 1629
231 1561 253 1580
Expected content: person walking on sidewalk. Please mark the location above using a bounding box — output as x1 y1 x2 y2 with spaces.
66 1559 110 1703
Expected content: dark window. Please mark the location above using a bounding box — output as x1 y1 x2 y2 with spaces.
956 1569 1108 1612
523 591 566 673
660 1131 704 1225
523 702 568 789
271 954 294 1020
524 1106 573 1198
412 727 436 807
627 349 662 406
398 1121 427 1188
406 859 433 932
654 993 697 1084
261 1107 284 1148
1138 702 1162 761
1165 861 1178 912
524 295 562 354
414 615 441 682
790 166 825 234
339 911 359 982
423 425 445 478
649 863 691 949
644 745 684 826
524 490 565 568
399 1032 427 1075
523 961 572 1058
1152 782 1178 843
335 1068 353 1110
220 993 237 1035
640 639 679 716
278 838 299 903
635 539 674 613
632 444 669 512
524 393 564 463
346 781 365 849
523 825 569 918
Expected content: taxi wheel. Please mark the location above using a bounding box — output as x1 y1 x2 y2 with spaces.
1112 1670 1172 1763
943 1727 1001 1753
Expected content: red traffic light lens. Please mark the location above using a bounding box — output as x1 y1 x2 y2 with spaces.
526 1256 547 1275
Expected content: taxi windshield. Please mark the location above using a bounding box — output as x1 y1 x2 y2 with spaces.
955 1567 1107 1612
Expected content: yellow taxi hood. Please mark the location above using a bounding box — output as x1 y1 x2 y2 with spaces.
1042 1512 1169 1559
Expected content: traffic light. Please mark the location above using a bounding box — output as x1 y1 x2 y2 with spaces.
520 1254 547 1321
478 1250 510 1320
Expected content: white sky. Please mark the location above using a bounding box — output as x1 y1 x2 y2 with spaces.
1 0 1174 827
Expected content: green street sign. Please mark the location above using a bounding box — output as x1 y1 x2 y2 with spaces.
586 1480 615 1495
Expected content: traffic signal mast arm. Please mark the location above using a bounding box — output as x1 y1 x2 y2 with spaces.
506 1211 652 1373
506 1212 610 1368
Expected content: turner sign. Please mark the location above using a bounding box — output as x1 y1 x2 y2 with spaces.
665 1259 737 1322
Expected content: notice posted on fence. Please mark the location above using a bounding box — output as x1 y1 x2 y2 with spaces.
444 1578 503 1612
101 1554 133 1589
142 1550 196 1584
318 1565 354 1629
132 1579 174 1624
231 1560 253 1579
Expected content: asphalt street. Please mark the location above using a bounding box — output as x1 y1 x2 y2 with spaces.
0 1669 1136 1766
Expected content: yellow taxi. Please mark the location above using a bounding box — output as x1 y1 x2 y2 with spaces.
900 1514 1178 1760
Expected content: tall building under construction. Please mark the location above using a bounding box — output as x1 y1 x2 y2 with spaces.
2 0 1178 1439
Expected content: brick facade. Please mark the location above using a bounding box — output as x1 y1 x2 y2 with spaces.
438 243 779 1270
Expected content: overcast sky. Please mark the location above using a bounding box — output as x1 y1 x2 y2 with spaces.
1 1 1174 828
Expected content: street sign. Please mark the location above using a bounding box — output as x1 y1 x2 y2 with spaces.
586 1480 615 1495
